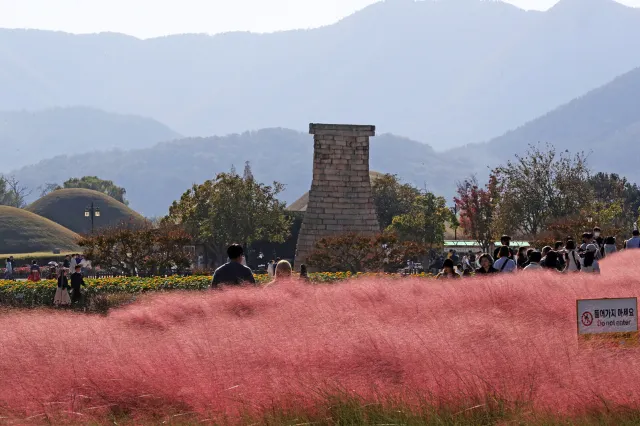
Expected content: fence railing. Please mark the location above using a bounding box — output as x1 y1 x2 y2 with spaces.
2 269 196 280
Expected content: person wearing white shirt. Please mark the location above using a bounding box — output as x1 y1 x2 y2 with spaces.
626 230 640 249
493 246 517 273
564 240 582 272
523 251 543 271
267 260 275 278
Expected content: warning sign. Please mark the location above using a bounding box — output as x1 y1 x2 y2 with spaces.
577 298 638 345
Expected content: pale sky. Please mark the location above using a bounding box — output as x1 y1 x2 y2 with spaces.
1 0 639 39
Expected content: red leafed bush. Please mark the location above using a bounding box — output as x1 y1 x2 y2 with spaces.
1 252 640 423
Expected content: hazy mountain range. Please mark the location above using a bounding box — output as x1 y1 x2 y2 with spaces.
11 61 640 217
451 65 640 179
13 130 464 217
0 107 180 171
2 0 640 148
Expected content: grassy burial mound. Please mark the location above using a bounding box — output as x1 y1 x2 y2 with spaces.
0 206 80 254
26 188 146 235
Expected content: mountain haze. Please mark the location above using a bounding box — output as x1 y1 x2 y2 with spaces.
13 59 640 216
0 107 180 171
12 129 465 217
2 0 640 148
449 66 640 183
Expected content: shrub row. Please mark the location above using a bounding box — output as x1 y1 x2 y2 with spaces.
0 272 434 308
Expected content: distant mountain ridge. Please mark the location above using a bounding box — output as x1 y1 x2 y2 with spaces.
0 107 180 172
449 66 640 183
12 129 465 217
11 61 640 217
2 0 640 148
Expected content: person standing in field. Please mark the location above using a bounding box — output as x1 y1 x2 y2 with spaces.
524 251 543 271
554 241 566 270
493 235 514 261
493 246 516 273
267 260 275 278
436 259 460 279
212 244 256 288
54 269 71 306
603 236 617 255
564 239 581 273
475 254 498 274
4 257 13 280
626 230 640 249
70 265 87 307
541 251 561 272
27 261 41 282
581 244 601 274
516 247 529 270
299 264 310 281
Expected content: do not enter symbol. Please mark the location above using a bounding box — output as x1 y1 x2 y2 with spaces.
582 312 594 327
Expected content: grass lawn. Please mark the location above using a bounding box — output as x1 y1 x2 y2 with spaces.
0 250 75 259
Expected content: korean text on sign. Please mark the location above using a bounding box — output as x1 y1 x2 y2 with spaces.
577 298 638 335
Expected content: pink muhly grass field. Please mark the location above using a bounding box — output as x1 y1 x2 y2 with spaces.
1 252 640 423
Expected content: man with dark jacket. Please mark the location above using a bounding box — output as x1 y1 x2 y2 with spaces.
70 265 86 306
212 244 256 288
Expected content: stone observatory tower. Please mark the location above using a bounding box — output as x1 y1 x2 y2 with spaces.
294 123 381 268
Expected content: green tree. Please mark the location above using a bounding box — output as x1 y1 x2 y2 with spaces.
0 175 29 208
492 144 591 238
371 174 421 229
387 192 452 249
63 176 128 205
167 165 291 266
589 172 640 236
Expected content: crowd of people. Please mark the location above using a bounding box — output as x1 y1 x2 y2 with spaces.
435 228 640 279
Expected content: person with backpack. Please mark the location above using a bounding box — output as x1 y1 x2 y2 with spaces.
493 246 516 273
564 240 581 273
593 227 605 258
581 244 601 274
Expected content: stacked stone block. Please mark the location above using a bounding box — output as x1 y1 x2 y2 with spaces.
294 123 381 268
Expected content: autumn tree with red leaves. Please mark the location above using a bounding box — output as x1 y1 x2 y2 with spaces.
79 221 192 276
307 232 426 273
454 175 499 252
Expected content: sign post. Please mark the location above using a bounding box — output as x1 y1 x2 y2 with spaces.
577 298 638 346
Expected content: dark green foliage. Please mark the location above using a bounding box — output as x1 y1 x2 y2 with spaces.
62 176 128 204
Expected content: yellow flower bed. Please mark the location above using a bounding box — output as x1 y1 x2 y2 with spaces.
0 272 433 307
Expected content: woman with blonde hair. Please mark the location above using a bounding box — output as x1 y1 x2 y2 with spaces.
264 260 294 288
274 260 292 279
